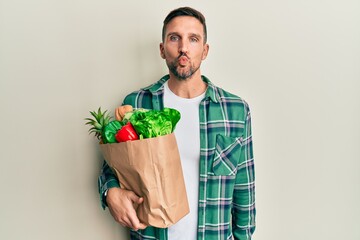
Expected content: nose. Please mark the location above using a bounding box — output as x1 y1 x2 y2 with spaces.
178 39 189 54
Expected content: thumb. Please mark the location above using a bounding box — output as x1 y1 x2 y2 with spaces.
137 197 144 204
127 191 142 203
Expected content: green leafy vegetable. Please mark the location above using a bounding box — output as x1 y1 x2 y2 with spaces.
129 108 181 139
102 120 124 143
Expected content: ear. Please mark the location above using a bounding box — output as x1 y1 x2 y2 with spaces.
159 43 166 59
202 43 209 60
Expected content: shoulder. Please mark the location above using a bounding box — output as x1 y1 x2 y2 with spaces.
207 79 251 113
204 77 251 123
219 87 250 109
219 86 251 120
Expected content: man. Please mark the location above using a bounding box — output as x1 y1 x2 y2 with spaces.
98 7 256 240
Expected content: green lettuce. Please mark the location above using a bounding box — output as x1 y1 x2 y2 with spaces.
129 108 181 139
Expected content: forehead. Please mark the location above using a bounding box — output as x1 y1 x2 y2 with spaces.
165 16 204 36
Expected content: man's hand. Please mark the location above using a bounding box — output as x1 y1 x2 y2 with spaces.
106 188 147 231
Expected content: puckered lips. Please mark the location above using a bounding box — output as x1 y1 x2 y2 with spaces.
178 56 189 66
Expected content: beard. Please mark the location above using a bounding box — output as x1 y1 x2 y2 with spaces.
167 58 200 81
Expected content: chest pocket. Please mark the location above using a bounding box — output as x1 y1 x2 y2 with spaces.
212 134 243 176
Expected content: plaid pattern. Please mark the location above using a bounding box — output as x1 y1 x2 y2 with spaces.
98 75 256 240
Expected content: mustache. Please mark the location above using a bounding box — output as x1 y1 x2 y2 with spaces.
177 52 189 60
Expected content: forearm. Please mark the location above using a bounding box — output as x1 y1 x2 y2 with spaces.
232 176 256 240
98 160 120 209
233 105 256 239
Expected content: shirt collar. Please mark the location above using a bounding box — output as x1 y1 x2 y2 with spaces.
201 75 220 103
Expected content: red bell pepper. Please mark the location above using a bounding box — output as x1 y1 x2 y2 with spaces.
115 122 139 142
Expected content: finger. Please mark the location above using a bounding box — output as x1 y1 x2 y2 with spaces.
121 217 134 229
129 215 147 231
124 201 146 230
137 222 147 230
118 213 140 230
127 191 141 203
132 223 147 231
109 208 127 227
137 197 144 204
115 108 121 121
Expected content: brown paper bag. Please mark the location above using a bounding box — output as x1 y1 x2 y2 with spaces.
99 133 189 228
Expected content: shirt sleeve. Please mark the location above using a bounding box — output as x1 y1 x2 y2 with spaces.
97 99 132 210
97 160 120 209
232 104 256 239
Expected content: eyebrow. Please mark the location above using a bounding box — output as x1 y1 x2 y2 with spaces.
167 32 202 39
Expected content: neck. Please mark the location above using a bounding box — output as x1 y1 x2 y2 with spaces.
167 72 207 98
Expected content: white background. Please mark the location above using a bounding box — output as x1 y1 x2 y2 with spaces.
1 1 359 239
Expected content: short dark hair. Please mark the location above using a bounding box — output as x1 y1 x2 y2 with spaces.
162 7 207 43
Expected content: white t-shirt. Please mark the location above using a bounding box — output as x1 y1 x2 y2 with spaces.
164 81 206 240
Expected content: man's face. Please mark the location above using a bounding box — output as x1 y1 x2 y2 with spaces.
160 16 209 80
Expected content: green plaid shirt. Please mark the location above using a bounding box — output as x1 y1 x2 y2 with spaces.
98 75 256 240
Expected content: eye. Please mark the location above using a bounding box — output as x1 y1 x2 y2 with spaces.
190 37 199 43
169 35 179 41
